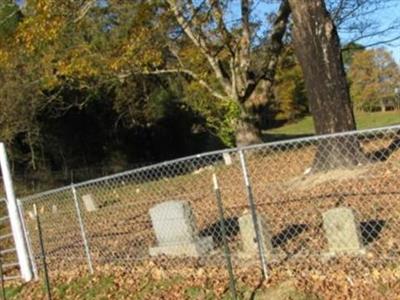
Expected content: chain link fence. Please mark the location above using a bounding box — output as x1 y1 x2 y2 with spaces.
19 125 400 278
0 197 21 281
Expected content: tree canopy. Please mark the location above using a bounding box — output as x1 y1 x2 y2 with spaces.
349 48 400 111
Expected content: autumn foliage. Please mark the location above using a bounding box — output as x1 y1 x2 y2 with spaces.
349 48 400 112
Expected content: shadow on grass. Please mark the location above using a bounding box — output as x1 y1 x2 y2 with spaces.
367 129 400 162
272 224 309 248
248 277 265 300
199 217 240 245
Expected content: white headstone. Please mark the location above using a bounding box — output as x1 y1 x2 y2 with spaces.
149 200 213 257
239 211 275 260
322 207 365 256
222 153 233 165
28 210 35 220
82 194 98 212
52 205 57 214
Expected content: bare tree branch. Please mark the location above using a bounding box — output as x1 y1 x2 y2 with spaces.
241 0 291 103
345 21 400 45
328 0 399 46
240 0 251 65
167 0 232 95
0 9 18 26
208 0 235 54
331 0 347 22
74 0 97 23
238 0 251 95
360 35 400 48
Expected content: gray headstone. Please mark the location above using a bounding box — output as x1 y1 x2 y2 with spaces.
52 205 58 214
322 207 365 256
149 200 213 257
82 194 98 212
222 153 233 165
239 211 275 260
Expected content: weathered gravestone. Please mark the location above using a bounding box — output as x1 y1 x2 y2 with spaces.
238 211 275 260
322 207 365 256
222 152 233 166
149 200 214 257
52 204 58 214
27 210 35 220
82 194 98 212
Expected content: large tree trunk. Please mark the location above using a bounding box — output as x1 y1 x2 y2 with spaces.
289 0 366 170
380 100 386 112
235 107 262 147
246 79 275 129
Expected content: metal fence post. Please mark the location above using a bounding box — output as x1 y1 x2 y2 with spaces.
17 199 38 280
212 174 237 300
0 143 33 282
238 149 268 279
71 184 94 274
33 205 52 300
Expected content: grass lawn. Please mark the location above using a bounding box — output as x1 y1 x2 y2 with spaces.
3 273 320 300
264 111 399 140
5 266 397 299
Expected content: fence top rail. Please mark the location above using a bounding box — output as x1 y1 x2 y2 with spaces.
20 185 72 203
241 123 400 152
19 124 400 202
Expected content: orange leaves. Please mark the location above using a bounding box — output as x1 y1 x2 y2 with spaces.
2 0 168 87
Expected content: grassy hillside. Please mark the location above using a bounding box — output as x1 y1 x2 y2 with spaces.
265 111 399 139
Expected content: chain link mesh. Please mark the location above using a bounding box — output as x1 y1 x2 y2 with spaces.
19 125 400 276
0 197 20 280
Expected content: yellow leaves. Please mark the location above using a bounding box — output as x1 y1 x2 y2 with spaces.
36 0 56 16
16 15 64 53
41 74 59 90
109 27 163 74
59 58 97 78
0 48 10 67
274 48 307 121
349 48 400 110
1 0 168 91
10 0 69 53
179 45 208 76
56 46 101 79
